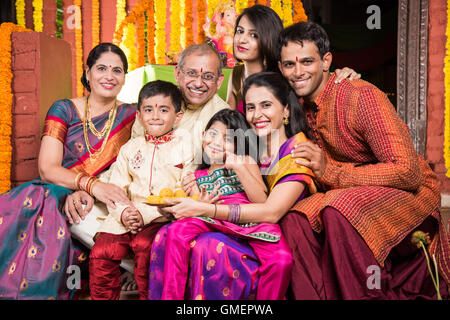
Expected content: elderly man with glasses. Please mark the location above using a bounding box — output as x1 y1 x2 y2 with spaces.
173 43 230 164
128 43 230 164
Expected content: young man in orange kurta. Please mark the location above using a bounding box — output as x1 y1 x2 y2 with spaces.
278 21 449 299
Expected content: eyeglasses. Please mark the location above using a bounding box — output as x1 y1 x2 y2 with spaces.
180 69 219 84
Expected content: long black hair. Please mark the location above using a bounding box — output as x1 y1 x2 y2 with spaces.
233 4 283 72
199 109 257 170
242 71 310 139
80 43 128 92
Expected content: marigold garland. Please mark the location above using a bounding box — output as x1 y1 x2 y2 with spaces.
185 0 194 46
113 0 153 67
146 4 156 64
207 0 219 21
444 0 450 177
74 0 83 97
154 0 167 64
15 0 26 28
270 0 283 24
119 27 129 57
137 14 146 68
111 0 307 68
282 0 293 27
197 0 207 43
235 0 248 15
0 23 31 193
170 0 181 52
91 0 100 47
180 0 186 49
293 0 308 23
115 0 127 32
32 0 43 32
124 23 138 70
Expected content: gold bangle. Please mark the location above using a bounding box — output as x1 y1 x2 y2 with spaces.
89 178 99 196
74 172 85 190
79 175 96 196
85 176 97 196
82 176 92 193
213 204 217 219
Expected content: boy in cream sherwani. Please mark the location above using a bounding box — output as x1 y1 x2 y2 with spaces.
89 80 195 300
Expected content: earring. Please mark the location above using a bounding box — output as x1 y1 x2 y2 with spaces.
283 117 289 125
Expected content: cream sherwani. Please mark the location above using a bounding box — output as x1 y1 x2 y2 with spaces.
175 94 229 164
97 130 196 235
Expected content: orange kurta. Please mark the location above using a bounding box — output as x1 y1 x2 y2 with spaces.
293 74 449 285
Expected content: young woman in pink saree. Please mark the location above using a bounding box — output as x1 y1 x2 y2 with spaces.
0 43 135 299
148 72 317 300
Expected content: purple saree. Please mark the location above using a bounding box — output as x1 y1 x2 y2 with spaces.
148 132 316 300
0 99 135 299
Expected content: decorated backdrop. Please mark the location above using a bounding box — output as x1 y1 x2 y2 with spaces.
14 0 307 97
1 0 450 193
0 0 307 193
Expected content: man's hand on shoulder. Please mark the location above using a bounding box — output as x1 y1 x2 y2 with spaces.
291 141 327 179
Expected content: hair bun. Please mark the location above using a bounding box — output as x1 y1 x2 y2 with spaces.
80 70 91 92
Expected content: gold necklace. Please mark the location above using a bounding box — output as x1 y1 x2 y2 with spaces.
86 95 115 138
83 95 118 160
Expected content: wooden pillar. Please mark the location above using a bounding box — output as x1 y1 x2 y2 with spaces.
397 0 429 157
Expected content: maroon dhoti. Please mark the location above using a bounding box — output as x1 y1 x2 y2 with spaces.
89 223 165 300
280 207 448 300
